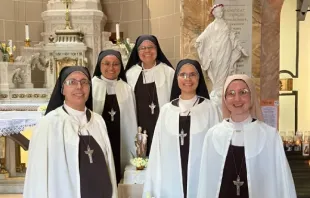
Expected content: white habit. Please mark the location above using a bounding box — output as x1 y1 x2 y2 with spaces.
143 98 220 198
23 107 118 198
197 120 297 198
125 62 175 108
92 76 138 174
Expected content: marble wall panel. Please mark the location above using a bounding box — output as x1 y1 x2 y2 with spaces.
0 0 47 56
102 0 181 65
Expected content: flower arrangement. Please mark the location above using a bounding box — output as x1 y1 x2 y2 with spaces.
0 166 8 174
37 104 48 115
130 157 148 170
0 42 16 62
117 38 134 56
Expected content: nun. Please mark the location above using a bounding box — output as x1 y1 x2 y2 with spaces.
143 59 220 198
197 74 296 198
24 66 117 198
92 49 138 183
125 34 175 155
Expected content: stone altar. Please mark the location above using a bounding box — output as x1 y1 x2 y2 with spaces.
0 0 134 104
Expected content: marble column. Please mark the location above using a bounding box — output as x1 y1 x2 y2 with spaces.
260 0 284 100
252 0 262 95
5 138 16 177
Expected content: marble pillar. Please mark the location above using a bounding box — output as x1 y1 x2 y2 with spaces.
5 138 16 177
252 0 262 95
260 0 284 101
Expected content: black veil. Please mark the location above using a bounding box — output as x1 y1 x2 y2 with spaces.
170 59 210 101
45 66 93 115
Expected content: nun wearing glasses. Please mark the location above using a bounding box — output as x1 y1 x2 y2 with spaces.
24 66 117 198
143 59 220 198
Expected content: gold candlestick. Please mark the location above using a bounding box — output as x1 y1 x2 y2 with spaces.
24 39 31 47
9 54 14 63
62 0 72 30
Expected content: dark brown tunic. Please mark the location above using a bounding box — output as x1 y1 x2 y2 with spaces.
219 145 249 198
101 94 121 183
134 72 160 156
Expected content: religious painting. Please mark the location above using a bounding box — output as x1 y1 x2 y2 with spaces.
56 57 78 77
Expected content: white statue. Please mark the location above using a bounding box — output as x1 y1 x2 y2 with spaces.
195 4 248 105
141 130 148 158
135 127 145 158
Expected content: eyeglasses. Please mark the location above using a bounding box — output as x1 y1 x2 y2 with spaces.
178 72 199 79
225 88 250 99
138 45 156 52
101 62 120 68
63 79 90 87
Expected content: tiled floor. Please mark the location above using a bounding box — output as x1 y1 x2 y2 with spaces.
0 195 22 198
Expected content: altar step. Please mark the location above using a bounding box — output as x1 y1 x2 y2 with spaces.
286 151 310 198
0 177 24 194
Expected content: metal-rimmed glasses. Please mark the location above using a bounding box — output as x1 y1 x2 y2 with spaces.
63 79 91 87
225 88 250 99
138 45 156 52
101 61 121 68
178 72 199 79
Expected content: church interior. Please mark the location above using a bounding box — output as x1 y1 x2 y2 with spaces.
0 0 310 197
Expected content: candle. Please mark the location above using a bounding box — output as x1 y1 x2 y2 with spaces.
116 23 120 40
25 24 30 40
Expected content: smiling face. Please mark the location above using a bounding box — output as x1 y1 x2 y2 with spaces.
138 40 157 66
62 71 90 111
100 55 121 80
224 80 251 119
177 64 199 96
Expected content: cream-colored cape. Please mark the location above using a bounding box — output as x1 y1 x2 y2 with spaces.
143 99 220 198
23 107 117 198
197 120 296 198
92 77 138 175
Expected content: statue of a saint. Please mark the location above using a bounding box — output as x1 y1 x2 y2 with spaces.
195 4 248 106
141 130 148 158
135 127 144 158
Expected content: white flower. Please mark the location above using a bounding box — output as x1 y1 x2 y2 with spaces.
37 104 47 112
130 157 148 167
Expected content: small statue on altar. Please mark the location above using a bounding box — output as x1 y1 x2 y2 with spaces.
135 127 144 158
141 130 148 158
132 127 148 170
